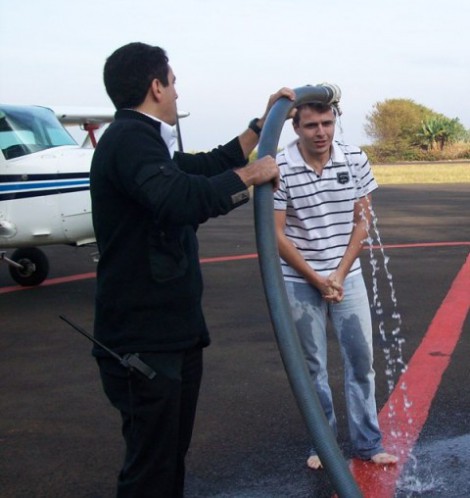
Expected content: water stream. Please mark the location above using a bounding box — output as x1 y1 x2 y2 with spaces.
334 119 439 493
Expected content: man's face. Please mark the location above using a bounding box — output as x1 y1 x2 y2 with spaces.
293 106 336 157
159 66 178 126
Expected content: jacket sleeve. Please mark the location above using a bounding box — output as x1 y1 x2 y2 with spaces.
174 137 248 177
109 125 250 227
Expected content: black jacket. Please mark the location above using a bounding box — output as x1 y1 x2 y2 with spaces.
90 110 250 355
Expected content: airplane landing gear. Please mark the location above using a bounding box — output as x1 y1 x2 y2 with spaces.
4 247 50 286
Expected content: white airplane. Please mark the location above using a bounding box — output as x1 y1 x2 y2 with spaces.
0 104 187 286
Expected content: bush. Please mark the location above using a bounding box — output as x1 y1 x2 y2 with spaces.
362 142 470 164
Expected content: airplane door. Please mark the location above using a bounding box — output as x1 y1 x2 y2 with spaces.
57 190 95 245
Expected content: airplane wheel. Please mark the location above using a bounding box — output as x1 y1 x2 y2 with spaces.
9 247 50 286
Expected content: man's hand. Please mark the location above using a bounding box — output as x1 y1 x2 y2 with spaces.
258 87 296 128
235 155 280 191
318 273 344 303
238 87 296 159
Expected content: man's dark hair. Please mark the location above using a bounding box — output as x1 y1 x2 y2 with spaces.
103 42 170 109
292 102 334 126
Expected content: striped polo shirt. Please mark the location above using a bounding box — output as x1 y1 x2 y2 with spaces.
274 139 378 283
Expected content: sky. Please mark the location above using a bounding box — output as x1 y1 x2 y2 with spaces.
1 0 469 151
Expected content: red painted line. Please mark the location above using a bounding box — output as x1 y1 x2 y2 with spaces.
200 253 258 263
1 242 469 295
349 252 470 497
0 272 97 294
0 256 260 294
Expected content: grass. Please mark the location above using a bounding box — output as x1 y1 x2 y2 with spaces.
372 162 470 185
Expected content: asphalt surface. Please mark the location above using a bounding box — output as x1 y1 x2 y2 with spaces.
1 184 469 498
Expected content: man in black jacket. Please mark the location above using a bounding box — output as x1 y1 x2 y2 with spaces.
90 42 294 498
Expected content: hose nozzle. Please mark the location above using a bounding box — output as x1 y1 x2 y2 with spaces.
294 83 342 115
318 82 342 115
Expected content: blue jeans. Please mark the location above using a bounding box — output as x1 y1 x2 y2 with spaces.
285 274 384 459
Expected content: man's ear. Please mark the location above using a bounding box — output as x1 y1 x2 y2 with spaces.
149 78 163 102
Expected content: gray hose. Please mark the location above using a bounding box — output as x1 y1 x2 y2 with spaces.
253 85 362 498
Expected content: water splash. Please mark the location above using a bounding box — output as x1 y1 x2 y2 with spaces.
397 471 445 496
396 433 470 496
395 450 448 497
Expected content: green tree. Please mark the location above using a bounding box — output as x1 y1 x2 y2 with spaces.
364 99 433 147
416 116 468 150
417 118 443 150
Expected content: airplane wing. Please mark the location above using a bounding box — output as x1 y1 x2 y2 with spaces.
52 107 190 125
52 107 115 126
52 107 190 148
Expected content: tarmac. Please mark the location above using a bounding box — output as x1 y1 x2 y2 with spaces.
1 183 469 498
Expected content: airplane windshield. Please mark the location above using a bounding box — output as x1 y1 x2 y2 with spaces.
0 105 77 160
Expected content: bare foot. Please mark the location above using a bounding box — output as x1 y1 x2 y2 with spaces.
307 455 323 470
371 452 398 465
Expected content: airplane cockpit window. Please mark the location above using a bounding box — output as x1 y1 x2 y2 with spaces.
0 105 77 160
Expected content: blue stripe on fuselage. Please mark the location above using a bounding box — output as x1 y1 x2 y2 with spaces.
0 173 90 201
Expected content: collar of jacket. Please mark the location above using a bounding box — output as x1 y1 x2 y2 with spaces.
114 108 162 132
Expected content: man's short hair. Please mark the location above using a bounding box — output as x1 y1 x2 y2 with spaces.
103 42 169 109
292 102 335 126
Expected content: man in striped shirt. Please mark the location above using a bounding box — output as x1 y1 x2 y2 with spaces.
274 102 397 469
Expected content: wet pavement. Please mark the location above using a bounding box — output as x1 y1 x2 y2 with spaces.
1 184 469 498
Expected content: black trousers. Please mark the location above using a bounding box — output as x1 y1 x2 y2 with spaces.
97 347 203 498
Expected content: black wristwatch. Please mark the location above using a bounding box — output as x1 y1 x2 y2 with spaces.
248 117 262 136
